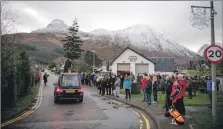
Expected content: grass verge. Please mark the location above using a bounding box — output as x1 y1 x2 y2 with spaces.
120 89 209 106
1 83 40 122
188 69 223 76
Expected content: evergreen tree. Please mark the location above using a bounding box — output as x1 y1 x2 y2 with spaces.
62 19 83 71
64 59 71 73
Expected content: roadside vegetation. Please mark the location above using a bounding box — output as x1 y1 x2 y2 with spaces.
1 8 41 122
1 38 41 122
188 69 223 76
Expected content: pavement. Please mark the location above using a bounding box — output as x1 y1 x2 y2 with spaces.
105 93 199 129
103 90 223 129
1 71 156 129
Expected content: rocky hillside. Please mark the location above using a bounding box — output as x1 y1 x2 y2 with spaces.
31 19 69 34
9 19 203 65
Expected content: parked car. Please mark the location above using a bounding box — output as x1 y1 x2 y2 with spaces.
53 73 83 103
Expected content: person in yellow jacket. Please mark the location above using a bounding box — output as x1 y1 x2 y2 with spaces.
97 76 103 82
97 76 103 96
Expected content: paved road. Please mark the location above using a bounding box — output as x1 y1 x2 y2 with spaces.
2 72 156 129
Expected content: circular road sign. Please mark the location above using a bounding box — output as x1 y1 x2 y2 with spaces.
204 44 223 64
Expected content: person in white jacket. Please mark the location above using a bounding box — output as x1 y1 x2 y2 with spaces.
113 74 121 97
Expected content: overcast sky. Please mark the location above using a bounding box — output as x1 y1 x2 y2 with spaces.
2 1 222 52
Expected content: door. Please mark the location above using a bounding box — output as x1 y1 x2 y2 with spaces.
135 64 149 76
117 63 130 74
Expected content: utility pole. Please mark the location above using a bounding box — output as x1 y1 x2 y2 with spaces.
210 1 217 118
191 1 217 118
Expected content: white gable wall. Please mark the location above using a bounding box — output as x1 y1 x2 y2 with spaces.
111 49 155 75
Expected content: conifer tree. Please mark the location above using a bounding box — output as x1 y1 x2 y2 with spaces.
62 19 83 72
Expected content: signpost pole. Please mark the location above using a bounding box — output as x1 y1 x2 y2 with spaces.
210 1 216 117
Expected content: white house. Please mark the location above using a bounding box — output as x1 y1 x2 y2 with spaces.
110 47 155 76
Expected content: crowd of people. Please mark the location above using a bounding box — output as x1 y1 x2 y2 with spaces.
80 72 135 99
81 71 216 125
139 73 217 118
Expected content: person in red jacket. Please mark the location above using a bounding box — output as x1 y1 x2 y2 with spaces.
178 74 187 116
170 75 184 116
141 73 148 102
35 73 40 84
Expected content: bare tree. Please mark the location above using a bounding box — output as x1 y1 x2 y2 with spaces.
1 7 18 35
1 2 19 45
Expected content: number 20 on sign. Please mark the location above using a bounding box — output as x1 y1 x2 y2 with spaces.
204 45 223 64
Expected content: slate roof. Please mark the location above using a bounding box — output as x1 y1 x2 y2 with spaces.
147 57 175 72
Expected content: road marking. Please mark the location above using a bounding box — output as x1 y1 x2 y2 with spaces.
1 80 44 128
128 108 145 129
189 124 196 129
1 110 34 127
139 119 143 129
140 113 150 129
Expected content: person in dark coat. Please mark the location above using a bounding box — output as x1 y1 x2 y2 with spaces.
153 78 159 102
101 77 107 96
85 73 89 85
43 73 48 85
145 76 152 106
81 73 84 85
157 73 162 84
120 74 124 89
187 76 193 99
98 77 102 95
106 76 112 95
164 75 173 117
111 74 116 93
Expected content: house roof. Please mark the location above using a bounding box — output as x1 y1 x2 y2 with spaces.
110 47 156 65
147 57 175 72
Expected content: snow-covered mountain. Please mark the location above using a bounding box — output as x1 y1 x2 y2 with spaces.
89 28 111 35
88 24 199 58
31 19 200 59
197 43 223 56
31 19 69 34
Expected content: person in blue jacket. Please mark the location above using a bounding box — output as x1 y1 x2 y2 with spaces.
124 73 132 101
206 76 212 108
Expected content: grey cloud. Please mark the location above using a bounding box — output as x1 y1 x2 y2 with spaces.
2 1 222 52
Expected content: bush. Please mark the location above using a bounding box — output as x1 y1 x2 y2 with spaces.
1 44 34 107
48 62 56 69
1 45 20 105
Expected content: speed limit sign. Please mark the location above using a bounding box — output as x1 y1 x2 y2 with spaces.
204 44 223 64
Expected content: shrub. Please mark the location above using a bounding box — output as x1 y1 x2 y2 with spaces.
1 43 35 106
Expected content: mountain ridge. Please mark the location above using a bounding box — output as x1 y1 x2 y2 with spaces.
16 19 203 65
